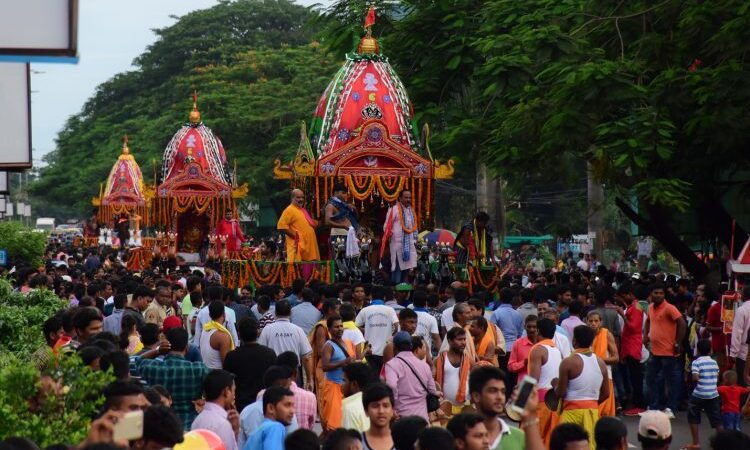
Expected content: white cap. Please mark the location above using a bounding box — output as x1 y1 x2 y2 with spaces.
638 411 671 440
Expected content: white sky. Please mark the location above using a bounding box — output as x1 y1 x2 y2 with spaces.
29 0 326 165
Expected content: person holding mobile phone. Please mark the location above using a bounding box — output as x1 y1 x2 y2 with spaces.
468 366 546 450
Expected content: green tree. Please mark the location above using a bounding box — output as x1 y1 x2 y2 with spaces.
0 222 48 267
31 0 337 218
0 354 113 447
473 0 750 278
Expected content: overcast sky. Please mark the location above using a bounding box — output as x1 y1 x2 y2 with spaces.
30 0 326 165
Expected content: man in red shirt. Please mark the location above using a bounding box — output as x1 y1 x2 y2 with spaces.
644 283 686 418
617 284 645 416
215 209 246 253
705 288 730 373
507 315 539 382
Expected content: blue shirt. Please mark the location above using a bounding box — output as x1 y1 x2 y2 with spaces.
286 293 300 307
324 340 347 384
243 418 286 450
491 304 523 352
239 400 298 449
290 302 322 335
691 356 719 399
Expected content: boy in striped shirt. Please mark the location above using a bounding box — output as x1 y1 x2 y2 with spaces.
687 339 722 450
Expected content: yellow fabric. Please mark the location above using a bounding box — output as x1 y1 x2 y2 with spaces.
559 407 598 450
127 336 144 355
592 329 615 417
343 320 365 356
341 392 370 432
203 320 236 350
277 204 320 261
320 377 344 431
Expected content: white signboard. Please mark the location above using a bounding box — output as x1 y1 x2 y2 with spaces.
0 64 32 169
0 197 5 212
24 204 31 217
0 171 8 193
6 203 13 216
0 1 78 57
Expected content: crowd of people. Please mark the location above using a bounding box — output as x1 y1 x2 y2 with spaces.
4 241 750 450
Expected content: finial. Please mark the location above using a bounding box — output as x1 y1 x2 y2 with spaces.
121 135 130 155
357 6 379 54
189 90 201 124
364 6 375 33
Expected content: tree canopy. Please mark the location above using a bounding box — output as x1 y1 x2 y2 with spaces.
31 0 338 217
316 0 750 278
32 0 750 278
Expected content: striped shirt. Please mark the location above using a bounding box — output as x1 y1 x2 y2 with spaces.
691 355 719 399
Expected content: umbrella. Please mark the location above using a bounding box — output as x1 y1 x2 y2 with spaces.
418 229 457 246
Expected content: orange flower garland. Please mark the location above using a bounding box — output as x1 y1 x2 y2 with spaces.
346 175 375 201
397 203 418 234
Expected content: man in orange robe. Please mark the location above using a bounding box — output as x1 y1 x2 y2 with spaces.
588 310 618 417
277 189 320 262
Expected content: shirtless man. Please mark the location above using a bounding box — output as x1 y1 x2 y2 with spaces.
325 183 358 253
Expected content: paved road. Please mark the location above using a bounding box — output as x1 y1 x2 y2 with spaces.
621 414 715 449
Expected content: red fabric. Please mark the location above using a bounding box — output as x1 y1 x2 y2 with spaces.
707 301 729 353
163 316 183 332
718 385 749 413
216 219 245 252
364 6 375 28
507 336 535 380
621 301 644 361
380 206 395 259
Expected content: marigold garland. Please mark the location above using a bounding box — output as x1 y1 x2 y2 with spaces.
315 175 320 217
376 176 405 202
426 178 432 218
346 175 375 201
221 260 335 289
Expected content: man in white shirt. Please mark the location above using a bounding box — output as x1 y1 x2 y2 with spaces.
194 287 239 346
441 288 470 334
355 285 399 377
411 290 441 355
730 287 750 386
576 253 590 271
258 299 314 390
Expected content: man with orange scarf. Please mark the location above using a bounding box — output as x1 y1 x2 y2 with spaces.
528 318 563 446
470 317 497 366
277 189 319 262
436 327 473 415
587 310 618 417
381 189 418 284
319 315 356 435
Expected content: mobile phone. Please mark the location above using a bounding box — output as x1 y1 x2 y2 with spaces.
113 410 143 442
510 375 537 414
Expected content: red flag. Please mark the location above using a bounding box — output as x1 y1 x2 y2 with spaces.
364 6 375 28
